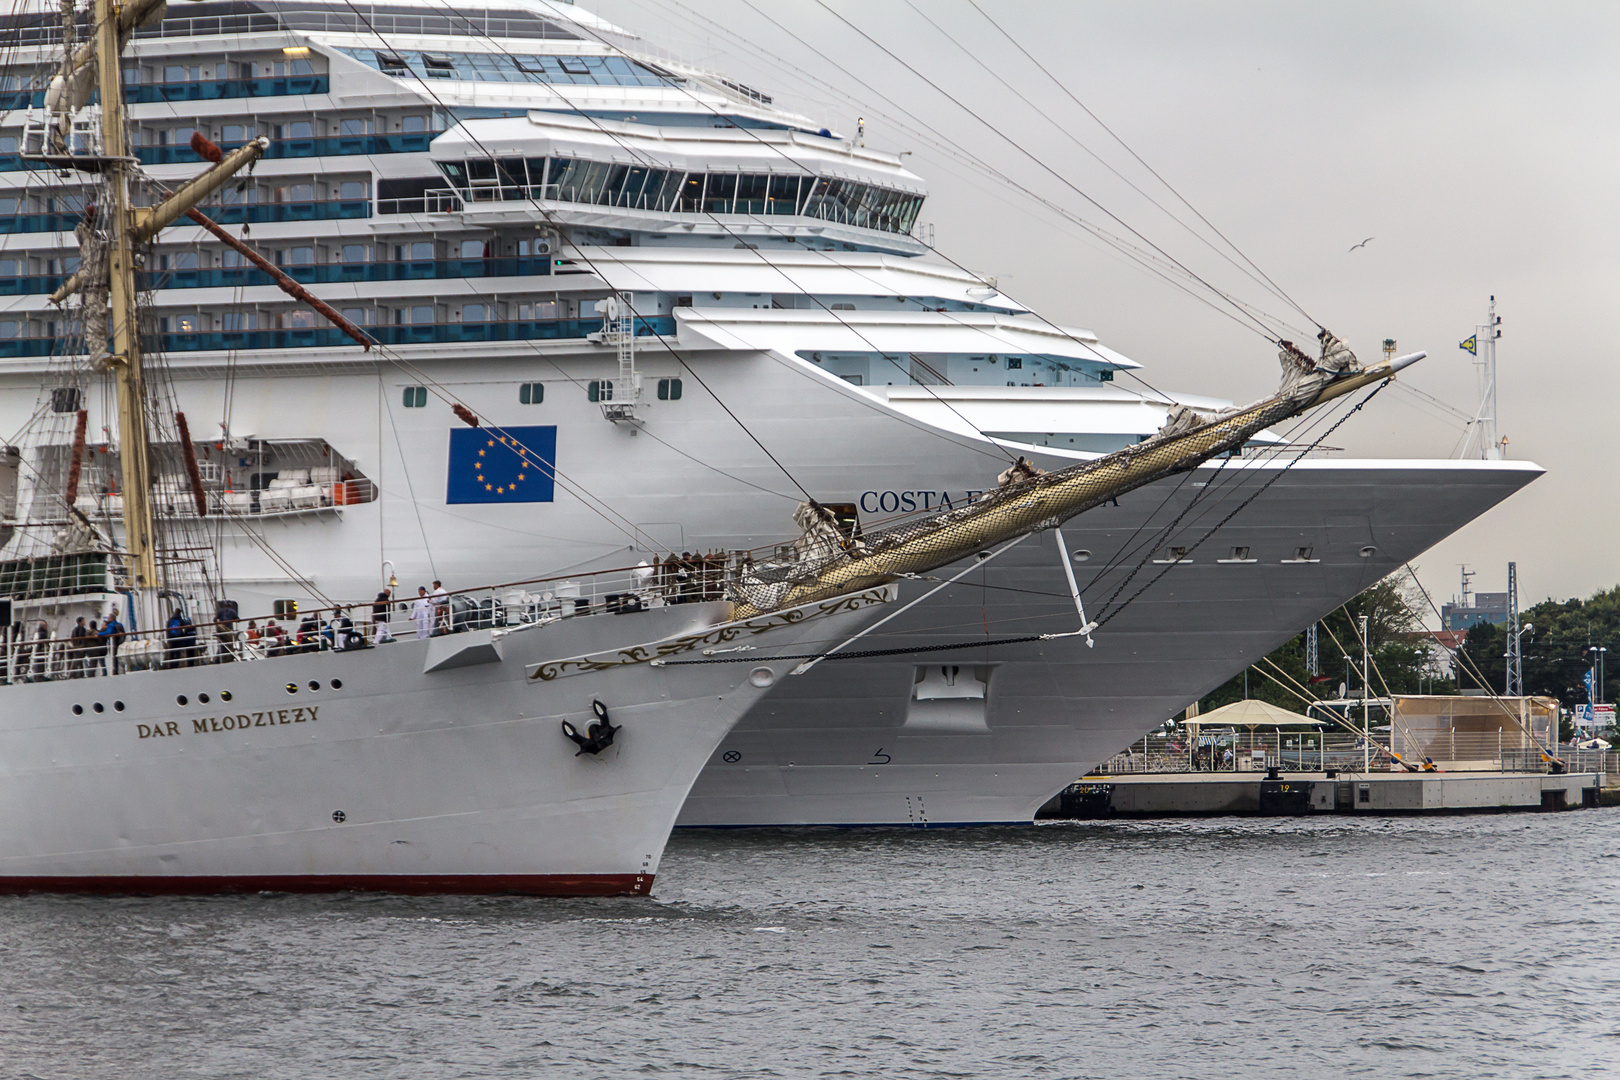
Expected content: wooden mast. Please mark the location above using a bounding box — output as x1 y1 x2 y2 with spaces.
92 0 160 617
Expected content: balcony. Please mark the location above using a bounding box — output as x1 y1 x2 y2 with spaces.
0 316 677 357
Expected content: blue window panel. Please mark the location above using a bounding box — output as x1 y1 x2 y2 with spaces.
446 426 556 504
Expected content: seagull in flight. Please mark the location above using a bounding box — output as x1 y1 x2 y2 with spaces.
1348 236 1375 252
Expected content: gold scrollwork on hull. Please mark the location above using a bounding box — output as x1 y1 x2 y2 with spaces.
528 587 893 682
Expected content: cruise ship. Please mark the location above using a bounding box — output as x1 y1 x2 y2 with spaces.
0 0 1540 826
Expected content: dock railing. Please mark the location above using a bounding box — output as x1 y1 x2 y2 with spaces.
1090 731 1610 776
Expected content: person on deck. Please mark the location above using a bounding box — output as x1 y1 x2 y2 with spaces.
297 612 320 653
411 586 434 639
372 589 393 645
431 580 449 634
69 617 90 678
97 611 124 675
164 610 184 669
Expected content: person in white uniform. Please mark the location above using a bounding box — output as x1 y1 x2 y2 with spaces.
411 586 434 640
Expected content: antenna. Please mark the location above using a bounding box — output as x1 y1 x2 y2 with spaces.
1505 561 1521 696
1464 297 1504 459
1459 564 1475 608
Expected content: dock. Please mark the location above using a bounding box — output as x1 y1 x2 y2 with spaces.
1040 769 1606 818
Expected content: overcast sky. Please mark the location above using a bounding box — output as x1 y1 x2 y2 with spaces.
591 0 1617 614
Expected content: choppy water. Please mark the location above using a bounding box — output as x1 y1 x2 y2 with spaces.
2 813 1617 1078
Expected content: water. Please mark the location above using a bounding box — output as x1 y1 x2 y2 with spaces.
2 813 1617 1079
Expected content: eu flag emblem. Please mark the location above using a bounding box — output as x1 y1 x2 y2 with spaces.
446 425 556 504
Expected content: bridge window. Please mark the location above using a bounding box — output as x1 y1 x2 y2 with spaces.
657 378 682 401
402 386 427 408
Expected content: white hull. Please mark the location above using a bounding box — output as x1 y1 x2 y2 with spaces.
0 343 1541 829
682 461 1542 825
0 592 889 893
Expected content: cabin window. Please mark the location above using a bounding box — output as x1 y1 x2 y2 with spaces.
460 239 487 258
222 312 256 331
403 242 435 261
221 123 252 143
402 386 427 408
339 117 373 136
657 378 682 401
281 310 314 330
50 387 81 413
340 180 369 200
519 382 544 405
338 308 367 326
1005 357 1023 369
401 115 427 133
339 244 369 263
588 380 613 403
280 121 314 139
462 304 487 322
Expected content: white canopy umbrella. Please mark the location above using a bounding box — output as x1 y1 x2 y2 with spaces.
1195 699 1326 728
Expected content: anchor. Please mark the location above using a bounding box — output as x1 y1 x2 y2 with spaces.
561 699 621 756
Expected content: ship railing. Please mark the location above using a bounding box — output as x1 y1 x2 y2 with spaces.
0 556 747 684
73 480 379 522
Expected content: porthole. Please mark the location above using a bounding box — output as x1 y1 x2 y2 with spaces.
198 692 210 704
1359 545 1377 558
177 694 188 706
285 683 298 694
330 678 343 690
1071 549 1091 563
220 690 232 702
93 702 104 713
72 704 83 715
309 680 321 692
114 701 125 712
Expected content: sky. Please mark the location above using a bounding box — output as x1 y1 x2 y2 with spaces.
588 0 1619 615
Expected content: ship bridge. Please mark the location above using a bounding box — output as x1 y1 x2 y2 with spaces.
427 114 928 255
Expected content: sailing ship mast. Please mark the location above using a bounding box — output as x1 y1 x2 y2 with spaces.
37 0 266 629
91 0 157 616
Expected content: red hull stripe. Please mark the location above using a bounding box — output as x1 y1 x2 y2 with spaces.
0 873 653 897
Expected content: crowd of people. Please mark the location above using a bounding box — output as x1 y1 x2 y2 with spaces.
655 552 730 603
1 579 463 681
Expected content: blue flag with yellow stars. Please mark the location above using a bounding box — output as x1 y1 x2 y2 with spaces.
446 425 556 504
1459 334 1477 355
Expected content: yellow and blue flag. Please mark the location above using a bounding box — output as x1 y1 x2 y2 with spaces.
1459 335 1477 355
446 425 556 504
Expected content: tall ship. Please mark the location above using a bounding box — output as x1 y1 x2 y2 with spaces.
0 0 897 896
0 0 1540 828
